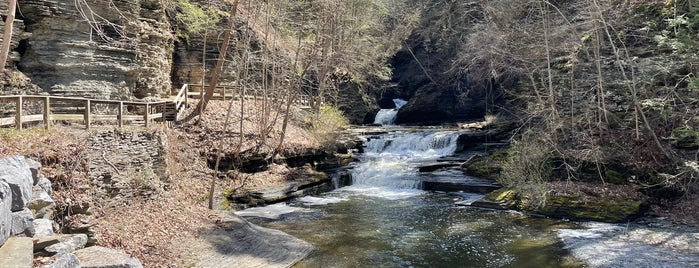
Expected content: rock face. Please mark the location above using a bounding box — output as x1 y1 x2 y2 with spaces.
388 12 498 125
15 0 173 99
335 76 380 124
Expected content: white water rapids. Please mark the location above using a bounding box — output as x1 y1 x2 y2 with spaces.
339 130 460 199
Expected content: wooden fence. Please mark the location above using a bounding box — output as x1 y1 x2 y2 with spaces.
185 84 316 107
0 95 171 130
0 84 319 130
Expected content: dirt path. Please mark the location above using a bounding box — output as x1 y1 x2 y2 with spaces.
187 212 314 268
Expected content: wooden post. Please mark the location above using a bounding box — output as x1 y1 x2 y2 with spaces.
84 99 91 129
118 101 124 128
184 85 188 108
144 103 149 127
222 86 226 101
15 96 22 130
43 96 50 129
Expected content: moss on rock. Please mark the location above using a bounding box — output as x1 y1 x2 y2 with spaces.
463 151 507 180
482 186 648 223
670 126 699 149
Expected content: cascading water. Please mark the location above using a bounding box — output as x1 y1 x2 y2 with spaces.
237 103 578 268
342 130 460 198
373 99 408 125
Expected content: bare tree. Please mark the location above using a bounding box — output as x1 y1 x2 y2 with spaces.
0 0 16 70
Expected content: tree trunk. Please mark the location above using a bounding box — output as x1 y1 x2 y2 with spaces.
0 0 17 70
199 0 239 113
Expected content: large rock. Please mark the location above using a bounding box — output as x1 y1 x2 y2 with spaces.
34 234 89 253
0 156 34 211
0 237 33 268
34 218 54 238
44 234 88 256
28 183 55 219
0 182 12 246
75 246 143 268
10 208 35 237
41 252 80 268
26 158 42 186
396 84 486 124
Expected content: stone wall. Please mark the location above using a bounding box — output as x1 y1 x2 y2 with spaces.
88 129 170 200
9 0 173 100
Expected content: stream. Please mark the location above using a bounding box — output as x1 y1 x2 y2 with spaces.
236 103 583 267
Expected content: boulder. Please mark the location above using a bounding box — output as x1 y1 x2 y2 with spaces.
26 158 42 185
75 246 143 268
37 176 53 195
34 234 93 253
44 234 87 256
10 208 35 237
0 237 33 268
40 252 80 268
0 182 12 245
0 156 34 211
29 184 56 219
34 218 55 238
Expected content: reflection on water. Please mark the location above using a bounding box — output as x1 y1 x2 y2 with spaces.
245 193 582 268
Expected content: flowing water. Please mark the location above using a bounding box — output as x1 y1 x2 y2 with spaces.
237 108 582 267
374 99 408 125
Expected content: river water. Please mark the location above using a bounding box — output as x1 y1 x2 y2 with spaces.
237 103 583 267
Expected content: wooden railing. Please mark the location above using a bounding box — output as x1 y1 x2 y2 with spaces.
185 84 317 107
0 84 321 130
0 95 170 130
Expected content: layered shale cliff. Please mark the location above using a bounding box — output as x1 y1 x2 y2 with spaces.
2 0 174 99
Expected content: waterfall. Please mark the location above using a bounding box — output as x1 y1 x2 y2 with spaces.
348 131 460 196
373 99 408 125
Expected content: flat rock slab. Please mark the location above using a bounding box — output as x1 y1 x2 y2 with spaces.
0 236 33 268
74 246 143 268
190 213 313 268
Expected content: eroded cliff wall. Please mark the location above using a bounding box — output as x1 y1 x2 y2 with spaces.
7 0 173 99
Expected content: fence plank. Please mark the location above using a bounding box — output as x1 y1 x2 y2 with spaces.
0 117 13 126
22 114 43 123
50 114 84 121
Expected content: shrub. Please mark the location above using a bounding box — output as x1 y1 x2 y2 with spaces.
500 133 553 208
308 105 350 150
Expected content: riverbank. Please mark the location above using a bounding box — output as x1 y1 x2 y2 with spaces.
0 99 352 267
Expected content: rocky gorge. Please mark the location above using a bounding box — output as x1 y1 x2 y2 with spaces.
0 0 698 267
